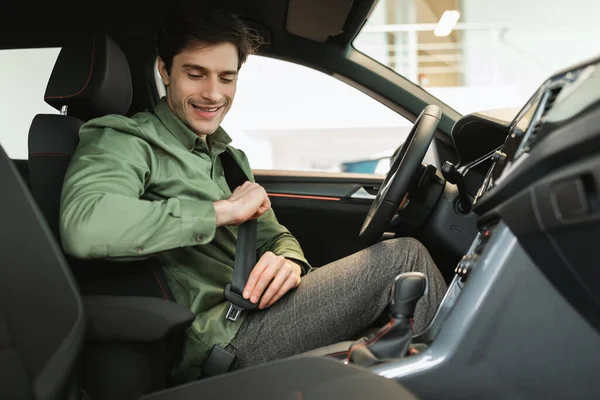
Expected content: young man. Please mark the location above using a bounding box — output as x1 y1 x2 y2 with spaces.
59 1 447 384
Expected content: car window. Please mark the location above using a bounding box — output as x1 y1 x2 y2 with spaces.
156 55 437 175
0 48 61 159
353 0 600 116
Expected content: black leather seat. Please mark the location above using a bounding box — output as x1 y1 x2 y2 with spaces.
25 30 195 399
27 30 174 300
1 141 417 400
0 146 85 400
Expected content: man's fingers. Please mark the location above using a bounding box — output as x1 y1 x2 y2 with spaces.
249 260 282 304
249 185 270 209
228 181 272 225
249 190 271 220
252 202 271 220
232 180 253 195
244 256 302 309
264 273 299 308
260 195 271 212
243 253 271 300
264 278 293 308
259 262 292 309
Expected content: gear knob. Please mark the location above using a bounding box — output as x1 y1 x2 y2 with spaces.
391 272 428 318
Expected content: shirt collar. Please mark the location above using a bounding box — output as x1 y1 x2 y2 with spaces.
154 97 232 152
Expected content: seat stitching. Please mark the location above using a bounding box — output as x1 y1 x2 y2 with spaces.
44 32 97 100
152 267 169 300
325 350 349 357
363 319 395 346
29 153 72 157
345 319 395 362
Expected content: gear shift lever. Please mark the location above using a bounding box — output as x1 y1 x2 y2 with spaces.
347 272 427 366
392 272 428 318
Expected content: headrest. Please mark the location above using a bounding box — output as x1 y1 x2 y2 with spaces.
44 31 133 121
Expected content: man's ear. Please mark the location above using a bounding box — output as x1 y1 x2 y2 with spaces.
157 57 170 86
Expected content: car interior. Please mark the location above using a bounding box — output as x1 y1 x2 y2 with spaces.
2 0 600 399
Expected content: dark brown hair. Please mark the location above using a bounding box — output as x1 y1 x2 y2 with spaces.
155 0 263 72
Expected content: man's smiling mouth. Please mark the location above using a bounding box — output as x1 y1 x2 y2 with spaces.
191 104 223 112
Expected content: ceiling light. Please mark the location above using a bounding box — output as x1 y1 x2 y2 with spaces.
434 10 461 37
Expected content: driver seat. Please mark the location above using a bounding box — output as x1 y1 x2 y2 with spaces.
0 140 419 400
19 27 417 395
28 30 173 300
25 30 195 400
25 28 383 365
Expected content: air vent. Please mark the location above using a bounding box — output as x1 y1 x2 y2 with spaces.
543 86 563 116
527 120 543 144
525 85 564 149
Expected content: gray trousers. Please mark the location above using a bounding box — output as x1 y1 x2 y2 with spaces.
226 237 447 369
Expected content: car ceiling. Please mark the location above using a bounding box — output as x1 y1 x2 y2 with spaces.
0 0 375 50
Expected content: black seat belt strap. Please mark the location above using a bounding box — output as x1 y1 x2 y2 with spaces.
220 150 258 322
203 150 259 378
224 219 258 321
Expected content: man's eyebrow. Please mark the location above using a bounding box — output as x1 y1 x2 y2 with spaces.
182 64 238 75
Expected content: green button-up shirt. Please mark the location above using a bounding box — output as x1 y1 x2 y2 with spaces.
59 98 310 383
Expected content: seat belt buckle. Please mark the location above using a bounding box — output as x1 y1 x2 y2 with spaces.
224 283 258 322
225 303 244 322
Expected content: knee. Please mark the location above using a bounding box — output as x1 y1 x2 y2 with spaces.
378 237 434 271
380 237 427 255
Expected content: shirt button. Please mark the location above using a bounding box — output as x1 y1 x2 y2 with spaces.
187 144 194 150
137 248 144 254
195 236 202 242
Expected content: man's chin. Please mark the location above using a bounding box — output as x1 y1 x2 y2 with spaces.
192 122 219 137
199 127 218 136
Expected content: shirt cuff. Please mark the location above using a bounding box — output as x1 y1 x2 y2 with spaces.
280 254 313 276
178 199 217 246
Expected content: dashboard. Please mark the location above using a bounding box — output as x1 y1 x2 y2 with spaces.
473 59 600 210
374 55 600 400
451 55 600 335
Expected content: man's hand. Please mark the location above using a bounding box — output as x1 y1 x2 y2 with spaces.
243 252 302 309
214 181 271 226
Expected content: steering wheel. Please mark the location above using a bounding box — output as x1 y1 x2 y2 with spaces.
359 105 442 245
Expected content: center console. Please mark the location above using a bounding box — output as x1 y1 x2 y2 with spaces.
366 56 600 399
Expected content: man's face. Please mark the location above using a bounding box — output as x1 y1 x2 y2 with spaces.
158 42 238 139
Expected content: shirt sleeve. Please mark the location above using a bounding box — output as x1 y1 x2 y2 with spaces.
60 118 218 260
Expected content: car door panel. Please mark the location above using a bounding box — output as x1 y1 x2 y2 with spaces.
254 170 383 268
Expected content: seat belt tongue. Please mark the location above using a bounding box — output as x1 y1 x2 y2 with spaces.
224 281 257 322
225 303 243 322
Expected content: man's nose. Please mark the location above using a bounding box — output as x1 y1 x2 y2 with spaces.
200 78 222 103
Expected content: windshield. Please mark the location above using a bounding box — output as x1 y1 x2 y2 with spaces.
353 0 600 117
